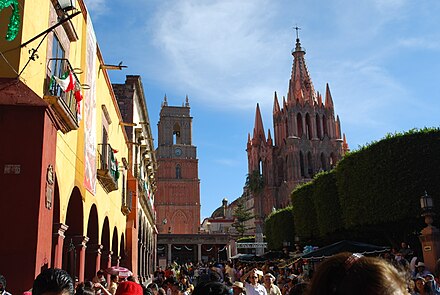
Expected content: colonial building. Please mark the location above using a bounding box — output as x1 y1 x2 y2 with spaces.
246 35 349 233
113 75 157 284
0 1 155 292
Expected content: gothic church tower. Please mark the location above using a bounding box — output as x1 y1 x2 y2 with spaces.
247 34 349 226
155 96 201 234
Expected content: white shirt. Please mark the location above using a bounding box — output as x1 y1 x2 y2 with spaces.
244 282 267 295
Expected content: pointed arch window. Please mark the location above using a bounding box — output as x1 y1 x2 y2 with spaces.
297 113 303 138
305 113 312 139
176 164 182 179
323 115 328 137
316 114 322 139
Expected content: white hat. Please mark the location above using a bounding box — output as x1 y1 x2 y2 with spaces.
416 262 426 268
232 282 244 289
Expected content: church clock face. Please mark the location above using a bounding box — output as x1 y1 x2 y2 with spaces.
174 148 182 157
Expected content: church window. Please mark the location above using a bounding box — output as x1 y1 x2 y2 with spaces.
305 113 312 139
285 118 289 138
176 164 181 179
316 114 322 139
297 114 303 138
300 151 305 177
323 115 328 137
173 123 181 144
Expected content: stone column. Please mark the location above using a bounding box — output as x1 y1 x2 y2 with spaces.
197 244 202 263
53 223 68 269
167 244 172 265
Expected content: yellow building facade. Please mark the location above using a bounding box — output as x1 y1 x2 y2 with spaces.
0 1 155 292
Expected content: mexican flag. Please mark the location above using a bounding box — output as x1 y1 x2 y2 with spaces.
52 71 75 92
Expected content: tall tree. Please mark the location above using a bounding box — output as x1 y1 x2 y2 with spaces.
232 199 254 237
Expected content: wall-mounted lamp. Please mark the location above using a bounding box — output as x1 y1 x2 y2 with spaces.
58 0 75 11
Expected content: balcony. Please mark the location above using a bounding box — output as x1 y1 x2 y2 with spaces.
97 144 119 193
43 58 80 133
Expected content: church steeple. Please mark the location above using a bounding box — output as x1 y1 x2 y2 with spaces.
325 83 334 109
287 30 316 105
252 103 266 143
273 91 280 114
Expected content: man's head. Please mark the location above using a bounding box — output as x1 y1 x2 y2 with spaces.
264 273 275 285
32 268 74 295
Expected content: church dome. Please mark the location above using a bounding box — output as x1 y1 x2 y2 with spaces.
210 206 225 218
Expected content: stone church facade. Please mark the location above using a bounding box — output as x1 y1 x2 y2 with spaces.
155 97 201 234
247 36 349 232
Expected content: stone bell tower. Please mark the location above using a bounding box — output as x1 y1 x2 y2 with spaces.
155 96 201 234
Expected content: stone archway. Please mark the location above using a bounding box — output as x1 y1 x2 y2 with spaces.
64 187 85 281
85 204 99 281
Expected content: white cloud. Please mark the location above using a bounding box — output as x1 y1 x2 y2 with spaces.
148 0 290 110
84 0 109 16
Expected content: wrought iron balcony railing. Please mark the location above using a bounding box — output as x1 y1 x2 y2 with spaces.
97 144 119 193
44 58 81 133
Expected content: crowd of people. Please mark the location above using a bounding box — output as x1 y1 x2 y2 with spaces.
3 242 440 295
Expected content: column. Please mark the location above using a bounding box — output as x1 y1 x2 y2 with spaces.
72 236 89 283
95 244 103 273
197 244 202 263
53 223 69 269
102 250 113 285
167 244 172 265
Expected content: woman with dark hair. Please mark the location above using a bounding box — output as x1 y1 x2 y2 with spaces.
305 252 410 295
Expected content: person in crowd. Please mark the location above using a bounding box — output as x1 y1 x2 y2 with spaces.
282 275 296 295
263 273 281 295
115 281 143 295
75 282 95 295
145 283 158 295
192 281 230 295
232 282 245 295
32 268 75 295
240 268 267 295
414 263 432 279
305 252 410 295
399 242 414 261
0 275 12 295
107 275 119 295
225 262 236 283
413 277 432 295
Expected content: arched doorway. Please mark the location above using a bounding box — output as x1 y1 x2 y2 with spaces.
85 204 99 281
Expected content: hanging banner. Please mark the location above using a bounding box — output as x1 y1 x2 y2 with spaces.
84 12 97 195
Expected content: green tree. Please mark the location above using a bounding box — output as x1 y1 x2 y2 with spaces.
232 199 254 237
245 170 264 194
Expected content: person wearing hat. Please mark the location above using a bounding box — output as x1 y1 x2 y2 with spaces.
115 281 143 295
240 268 267 295
263 273 281 295
232 282 245 295
414 262 431 279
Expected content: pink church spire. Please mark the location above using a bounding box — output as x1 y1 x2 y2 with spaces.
252 103 266 143
325 83 334 109
273 91 280 114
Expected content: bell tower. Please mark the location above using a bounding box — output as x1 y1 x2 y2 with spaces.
155 96 201 234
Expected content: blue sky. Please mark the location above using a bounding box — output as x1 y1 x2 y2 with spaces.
86 0 440 220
